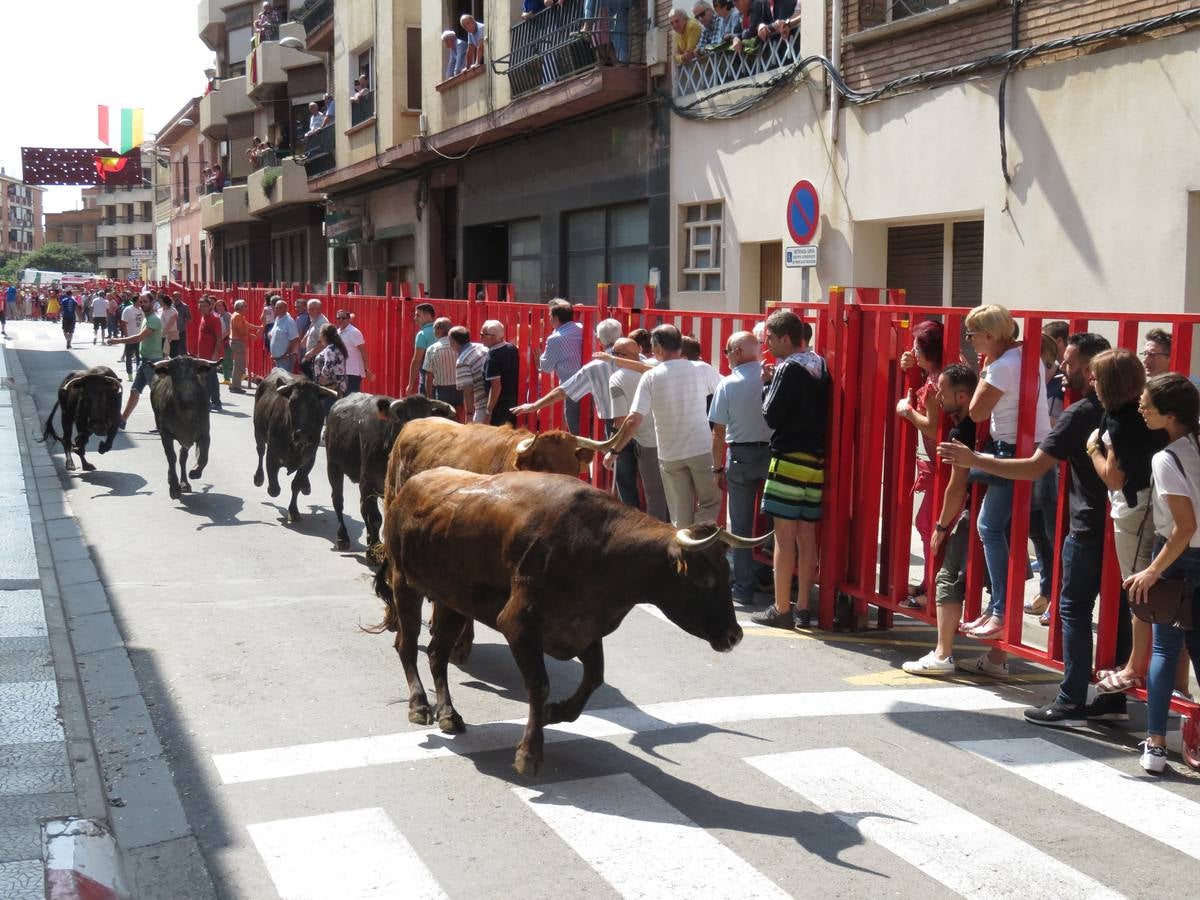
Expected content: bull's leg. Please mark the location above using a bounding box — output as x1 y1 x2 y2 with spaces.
497 582 549 777
264 448 282 497
391 574 432 726
360 494 381 549
330 462 350 550
159 434 181 499
545 640 605 725
188 434 210 480
178 444 192 493
426 603 467 735
61 415 76 471
448 620 476 667
75 429 95 472
253 437 266 488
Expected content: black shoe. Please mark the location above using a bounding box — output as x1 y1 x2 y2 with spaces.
750 605 794 629
1085 694 1129 723
1024 701 1086 729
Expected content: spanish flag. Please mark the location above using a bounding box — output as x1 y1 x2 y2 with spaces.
97 105 144 154
94 154 130 183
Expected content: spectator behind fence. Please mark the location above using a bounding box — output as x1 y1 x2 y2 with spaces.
159 294 179 359
1126 374 1200 774
712 0 741 42
269 298 300 372
709 331 774 606
215 299 233 385
442 30 467 79
903 364 981 675
229 299 260 394
693 2 719 46
670 8 702 65
606 324 722 527
609 338 669 520
299 299 330 380
941 333 1119 728
752 312 830 629
462 15 487 68
480 320 520 427
629 327 653 359
1087 349 1170 698
1040 332 1063 426
422 318 463 410
321 93 335 126
174 292 192 356
538 299 585 434
681 335 721 401
1142 327 1172 377
408 302 436 396
314 324 348 420
451 326 490 423
336 310 372 393
895 320 943 608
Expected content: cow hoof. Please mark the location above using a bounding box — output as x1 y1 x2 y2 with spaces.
267 484 281 498
409 707 434 726
253 472 264 487
81 461 96 472
288 509 301 524
187 468 202 479
169 485 181 500
437 712 465 735
179 482 192 493
335 538 352 552
365 543 385 564
513 750 541 778
64 462 76 472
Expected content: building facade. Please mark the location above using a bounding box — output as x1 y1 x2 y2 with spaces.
0 171 46 260
154 99 210 284
670 1 1200 312
43 188 103 272
95 149 156 281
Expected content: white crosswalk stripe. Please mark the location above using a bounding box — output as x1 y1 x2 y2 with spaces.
956 737 1200 861
514 773 788 900
247 808 446 900
745 747 1126 900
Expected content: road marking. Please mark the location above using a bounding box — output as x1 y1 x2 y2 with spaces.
514 773 788 899
0 681 64 746
746 748 1124 900
0 590 46 638
213 686 1024 785
247 808 446 900
956 738 1200 861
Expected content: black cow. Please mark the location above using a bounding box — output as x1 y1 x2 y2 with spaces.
325 393 456 551
149 357 214 499
39 366 122 472
252 370 337 522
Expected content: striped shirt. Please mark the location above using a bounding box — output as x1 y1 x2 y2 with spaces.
454 342 489 413
560 357 616 420
538 321 584 382
630 358 713 462
422 336 457 387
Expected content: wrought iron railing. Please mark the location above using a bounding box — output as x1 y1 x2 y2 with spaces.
500 0 645 99
293 0 333 34
350 90 375 127
672 28 802 98
302 125 336 179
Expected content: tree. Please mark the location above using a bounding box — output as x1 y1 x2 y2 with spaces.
21 243 95 274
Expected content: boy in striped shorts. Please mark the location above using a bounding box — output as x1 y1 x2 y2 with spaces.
752 311 830 629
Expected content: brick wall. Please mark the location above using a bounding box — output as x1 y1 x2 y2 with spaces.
833 0 1199 93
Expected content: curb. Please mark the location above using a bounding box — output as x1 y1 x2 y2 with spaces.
45 818 129 900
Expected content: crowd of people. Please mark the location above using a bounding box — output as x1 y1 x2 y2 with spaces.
442 15 487 80
671 0 800 65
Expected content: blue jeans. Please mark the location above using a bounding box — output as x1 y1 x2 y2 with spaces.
564 397 581 436
978 479 1015 616
1147 543 1200 737
1055 532 1106 709
726 444 770 599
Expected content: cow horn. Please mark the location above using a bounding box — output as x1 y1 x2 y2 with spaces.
152 359 172 371
674 527 723 550
574 432 620 452
515 437 535 456
718 529 774 550
103 375 122 386
319 385 340 398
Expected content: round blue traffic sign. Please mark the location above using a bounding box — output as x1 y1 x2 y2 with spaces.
787 180 820 245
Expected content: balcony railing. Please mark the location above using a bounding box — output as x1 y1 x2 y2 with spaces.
301 124 336 179
672 29 802 98
293 0 332 34
350 90 375 127
501 0 645 99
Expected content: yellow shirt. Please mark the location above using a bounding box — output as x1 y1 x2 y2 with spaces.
673 18 702 65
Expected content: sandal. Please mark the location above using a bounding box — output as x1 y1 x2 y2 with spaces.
907 583 926 597
899 595 927 610
958 614 989 635
970 618 1005 640
1095 670 1144 695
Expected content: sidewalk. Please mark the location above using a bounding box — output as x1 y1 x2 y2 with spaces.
0 341 215 899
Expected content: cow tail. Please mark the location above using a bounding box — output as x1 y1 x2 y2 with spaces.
364 558 400 634
38 400 62 444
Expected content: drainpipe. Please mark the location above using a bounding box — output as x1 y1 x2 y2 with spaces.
830 0 842 143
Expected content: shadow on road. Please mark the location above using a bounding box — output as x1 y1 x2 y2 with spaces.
178 488 255 529
77 469 151 498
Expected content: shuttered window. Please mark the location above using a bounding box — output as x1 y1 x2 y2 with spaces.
951 220 984 308
886 224 943 307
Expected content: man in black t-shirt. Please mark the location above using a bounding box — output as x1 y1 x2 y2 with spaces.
480 320 520 427
939 333 1113 727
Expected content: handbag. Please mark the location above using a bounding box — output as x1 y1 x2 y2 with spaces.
1129 452 1194 630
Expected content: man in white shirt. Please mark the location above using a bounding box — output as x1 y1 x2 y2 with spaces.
609 338 669 521
336 310 372 393
90 291 110 343
606 324 721 527
120 299 144 380
299 298 330 379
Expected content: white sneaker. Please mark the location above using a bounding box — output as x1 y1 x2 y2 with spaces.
955 654 1010 679
1139 740 1168 774
902 652 955 676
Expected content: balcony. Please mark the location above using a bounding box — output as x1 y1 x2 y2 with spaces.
98 255 134 270
293 0 333 50
200 184 256 230
247 158 321 216
301 125 336 180
350 90 375 128
246 22 322 101
502 0 645 99
97 220 154 238
199 76 260 138
198 0 244 50
672 29 803 100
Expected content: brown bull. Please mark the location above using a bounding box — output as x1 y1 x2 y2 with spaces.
372 468 770 775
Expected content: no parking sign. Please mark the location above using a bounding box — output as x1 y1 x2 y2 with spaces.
786 180 820 245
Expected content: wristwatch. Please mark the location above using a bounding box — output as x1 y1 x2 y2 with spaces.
935 523 949 533
712 466 725 474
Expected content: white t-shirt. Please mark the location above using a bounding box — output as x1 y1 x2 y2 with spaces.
609 367 657 448
630 358 712 462
121 304 143 336
1151 435 1200 546
340 324 365 376
91 296 108 318
694 361 721 395
982 346 1050 443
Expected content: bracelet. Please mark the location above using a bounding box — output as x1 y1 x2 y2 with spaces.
935 523 949 533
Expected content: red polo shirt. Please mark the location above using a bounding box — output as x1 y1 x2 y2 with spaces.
197 311 223 361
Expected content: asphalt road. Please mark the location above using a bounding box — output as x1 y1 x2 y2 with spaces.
11 320 1200 899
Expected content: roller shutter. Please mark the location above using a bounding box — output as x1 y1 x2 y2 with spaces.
886 224 943 306
951 220 984 308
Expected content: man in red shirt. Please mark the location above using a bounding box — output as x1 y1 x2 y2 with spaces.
196 296 224 411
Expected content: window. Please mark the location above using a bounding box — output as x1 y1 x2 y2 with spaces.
564 202 649 302
180 151 190 205
889 0 952 22
405 27 422 110
272 230 308 284
509 218 541 298
355 46 374 89
226 3 254 76
681 201 723 292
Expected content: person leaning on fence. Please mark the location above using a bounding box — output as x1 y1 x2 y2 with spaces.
442 30 467 79
940 333 1122 727
709 331 774 606
710 0 741 43
902 364 981 676
1086 349 1171 698
461 15 486 68
451 326 491 424
538 299 586 434
693 1 719 45
1125 374 1200 773
422 317 463 412
408 302 436 396
228 300 261 394
895 319 943 609
269 298 300 372
608 338 670 520
752 311 830 629
299 299 330 381
670 9 702 64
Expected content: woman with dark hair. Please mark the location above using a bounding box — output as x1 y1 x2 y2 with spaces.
314 323 348 417
896 319 943 607
1126 373 1200 773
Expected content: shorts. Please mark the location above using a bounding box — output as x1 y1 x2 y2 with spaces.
761 451 824 522
132 358 162 393
61 316 76 334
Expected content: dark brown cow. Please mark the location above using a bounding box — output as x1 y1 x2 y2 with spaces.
39 366 122 472
372 468 769 776
380 418 617 660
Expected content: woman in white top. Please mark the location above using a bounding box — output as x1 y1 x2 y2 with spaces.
1125 373 1200 774
960 304 1051 639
